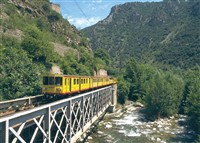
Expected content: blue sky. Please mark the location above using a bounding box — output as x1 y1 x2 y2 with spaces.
50 0 162 29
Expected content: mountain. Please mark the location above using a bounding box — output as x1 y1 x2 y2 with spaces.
81 0 200 69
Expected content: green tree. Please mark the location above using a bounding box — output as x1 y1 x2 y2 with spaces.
138 64 157 101
117 77 130 104
186 67 200 135
0 46 43 100
124 58 141 101
143 71 184 119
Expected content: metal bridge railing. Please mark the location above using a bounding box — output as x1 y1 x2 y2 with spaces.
0 86 113 143
0 95 43 111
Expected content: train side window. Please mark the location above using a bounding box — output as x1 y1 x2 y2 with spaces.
74 79 76 85
77 79 79 84
55 77 62 85
43 77 48 85
65 79 67 85
49 77 54 85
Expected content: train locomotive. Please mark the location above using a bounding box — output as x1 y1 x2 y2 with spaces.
42 74 116 98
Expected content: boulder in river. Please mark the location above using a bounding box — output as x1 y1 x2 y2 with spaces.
105 124 112 129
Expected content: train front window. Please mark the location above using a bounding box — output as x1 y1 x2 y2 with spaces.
43 77 48 85
55 77 62 85
49 77 54 85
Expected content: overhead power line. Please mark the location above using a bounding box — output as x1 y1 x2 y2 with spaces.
74 0 88 19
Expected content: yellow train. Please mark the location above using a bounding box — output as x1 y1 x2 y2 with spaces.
42 74 116 98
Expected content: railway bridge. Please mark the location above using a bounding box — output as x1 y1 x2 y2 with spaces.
0 84 117 143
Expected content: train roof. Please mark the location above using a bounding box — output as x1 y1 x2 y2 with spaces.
43 74 112 78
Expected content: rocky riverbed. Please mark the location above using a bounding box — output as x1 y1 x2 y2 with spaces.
79 102 196 143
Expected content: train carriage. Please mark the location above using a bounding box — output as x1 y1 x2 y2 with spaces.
42 74 116 98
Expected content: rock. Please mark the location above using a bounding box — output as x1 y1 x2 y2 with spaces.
99 121 104 124
153 128 157 131
105 124 112 129
188 130 195 134
87 136 92 140
106 134 113 139
170 116 174 119
151 137 155 141
158 124 162 128
135 121 142 125
97 131 103 135
146 124 151 128
134 102 144 107
174 119 179 123
82 133 87 138
164 127 170 130
156 137 161 141
79 138 84 142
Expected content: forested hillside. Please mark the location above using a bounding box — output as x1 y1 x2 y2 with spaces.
0 0 109 100
82 0 200 69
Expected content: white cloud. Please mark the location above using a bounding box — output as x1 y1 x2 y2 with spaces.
65 16 101 29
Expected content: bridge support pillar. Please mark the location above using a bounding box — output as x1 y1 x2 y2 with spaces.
108 84 117 113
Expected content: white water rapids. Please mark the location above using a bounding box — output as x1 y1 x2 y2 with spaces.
85 106 196 143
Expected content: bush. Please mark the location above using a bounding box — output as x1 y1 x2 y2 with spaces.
42 3 51 13
48 11 62 22
21 26 56 64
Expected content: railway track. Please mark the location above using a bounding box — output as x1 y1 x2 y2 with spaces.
0 95 44 117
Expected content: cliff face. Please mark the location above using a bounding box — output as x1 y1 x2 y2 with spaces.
82 1 200 69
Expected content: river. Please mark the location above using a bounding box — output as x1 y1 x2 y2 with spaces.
81 104 196 143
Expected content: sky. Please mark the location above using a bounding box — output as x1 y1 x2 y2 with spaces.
50 0 162 29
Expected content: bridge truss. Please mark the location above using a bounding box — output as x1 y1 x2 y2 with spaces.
0 86 114 143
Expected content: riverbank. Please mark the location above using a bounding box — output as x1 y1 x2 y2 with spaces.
78 102 196 143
